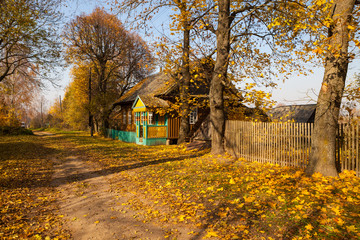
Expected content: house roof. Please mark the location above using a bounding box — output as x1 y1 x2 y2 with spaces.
114 72 177 105
267 104 317 123
113 70 242 110
139 95 170 108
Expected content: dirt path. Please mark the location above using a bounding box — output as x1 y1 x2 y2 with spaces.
52 155 168 240
35 132 168 240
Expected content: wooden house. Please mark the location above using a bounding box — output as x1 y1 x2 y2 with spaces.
108 72 207 145
109 70 269 145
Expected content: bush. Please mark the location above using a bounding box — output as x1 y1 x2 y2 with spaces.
0 126 33 135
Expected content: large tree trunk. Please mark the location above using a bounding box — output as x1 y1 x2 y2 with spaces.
306 0 355 176
178 19 191 144
210 0 231 155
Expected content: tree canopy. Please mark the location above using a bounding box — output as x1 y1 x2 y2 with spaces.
61 7 153 133
0 0 63 83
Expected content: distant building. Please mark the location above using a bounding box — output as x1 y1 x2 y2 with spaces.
267 104 316 123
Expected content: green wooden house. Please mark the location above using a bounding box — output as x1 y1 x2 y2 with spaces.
108 70 268 145
108 72 192 145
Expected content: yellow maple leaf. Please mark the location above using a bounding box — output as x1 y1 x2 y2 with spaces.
204 230 218 238
305 224 313 231
336 218 344 226
229 178 236 184
346 225 357 232
244 196 255 203
277 196 285 202
218 211 227 218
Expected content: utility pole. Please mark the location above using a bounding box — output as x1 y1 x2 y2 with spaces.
40 98 43 128
89 67 94 137
59 95 62 113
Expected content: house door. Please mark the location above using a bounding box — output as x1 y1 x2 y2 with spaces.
139 125 143 142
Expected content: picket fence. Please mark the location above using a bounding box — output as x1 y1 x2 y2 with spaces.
225 121 359 176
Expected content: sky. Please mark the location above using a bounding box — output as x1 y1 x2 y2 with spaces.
44 0 360 109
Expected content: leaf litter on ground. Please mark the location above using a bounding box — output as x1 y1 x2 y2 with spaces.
1 131 360 239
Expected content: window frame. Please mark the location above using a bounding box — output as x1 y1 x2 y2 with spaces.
128 110 132 125
148 112 153 125
189 107 198 125
123 110 127 124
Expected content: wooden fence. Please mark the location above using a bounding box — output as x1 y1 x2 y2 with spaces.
337 124 359 175
225 121 359 176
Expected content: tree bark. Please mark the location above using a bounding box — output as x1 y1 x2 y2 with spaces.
210 0 231 155
178 19 191 144
306 0 356 176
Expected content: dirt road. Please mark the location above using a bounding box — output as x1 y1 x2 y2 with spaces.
34 132 174 240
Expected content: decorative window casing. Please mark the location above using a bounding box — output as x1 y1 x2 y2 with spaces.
189 108 198 124
128 111 132 124
123 111 127 124
141 112 145 125
148 112 153 125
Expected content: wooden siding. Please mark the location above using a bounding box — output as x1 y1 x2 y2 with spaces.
147 126 167 138
168 117 180 139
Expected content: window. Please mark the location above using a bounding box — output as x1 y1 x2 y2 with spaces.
141 112 145 125
189 108 198 124
148 112 153 125
128 111 132 124
123 111 127 124
134 112 137 124
158 115 165 125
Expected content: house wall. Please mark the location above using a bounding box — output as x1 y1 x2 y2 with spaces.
107 129 136 143
118 130 137 143
168 117 180 139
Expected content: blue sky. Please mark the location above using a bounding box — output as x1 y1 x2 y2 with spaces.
45 0 360 108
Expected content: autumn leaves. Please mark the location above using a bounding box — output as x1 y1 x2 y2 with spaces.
1 130 360 239
58 8 153 132
64 132 360 239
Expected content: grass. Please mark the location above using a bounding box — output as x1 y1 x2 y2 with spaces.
1 130 360 239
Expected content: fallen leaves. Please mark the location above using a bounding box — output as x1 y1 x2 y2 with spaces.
4 131 360 240
0 135 70 239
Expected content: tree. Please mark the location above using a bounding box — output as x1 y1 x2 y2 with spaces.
0 65 40 126
63 8 153 134
118 0 214 144
61 65 90 130
306 0 359 176
342 74 360 122
207 0 293 155
0 0 62 83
